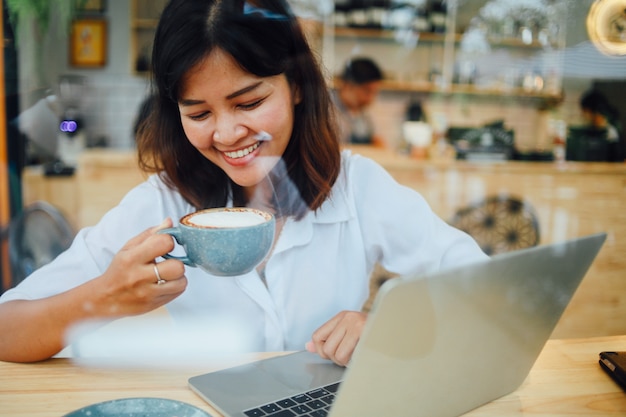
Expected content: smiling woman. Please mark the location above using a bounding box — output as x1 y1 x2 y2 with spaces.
0 0 487 366
139 0 340 216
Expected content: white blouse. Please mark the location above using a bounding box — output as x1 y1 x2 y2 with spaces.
0 150 487 352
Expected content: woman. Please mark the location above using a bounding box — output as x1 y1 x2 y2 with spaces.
0 0 487 365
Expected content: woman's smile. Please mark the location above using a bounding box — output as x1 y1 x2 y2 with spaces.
178 48 298 188
221 141 263 166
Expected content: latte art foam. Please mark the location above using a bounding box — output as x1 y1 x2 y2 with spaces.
187 211 267 228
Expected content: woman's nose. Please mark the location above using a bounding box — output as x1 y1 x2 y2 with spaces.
212 116 247 145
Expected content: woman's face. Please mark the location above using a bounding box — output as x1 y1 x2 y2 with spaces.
178 48 300 190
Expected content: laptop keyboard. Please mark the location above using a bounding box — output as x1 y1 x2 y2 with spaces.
243 382 341 417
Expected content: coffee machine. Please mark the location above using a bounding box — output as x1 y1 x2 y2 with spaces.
56 75 87 168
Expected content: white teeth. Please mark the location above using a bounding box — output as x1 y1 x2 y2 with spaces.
224 142 260 159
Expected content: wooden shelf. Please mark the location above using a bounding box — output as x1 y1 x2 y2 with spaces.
332 26 553 49
329 22 564 107
129 5 564 100
131 0 168 76
330 77 563 105
381 79 562 101
333 26 452 42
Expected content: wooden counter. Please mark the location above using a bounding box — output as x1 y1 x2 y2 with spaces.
22 150 146 231
21 147 626 339
2 336 626 416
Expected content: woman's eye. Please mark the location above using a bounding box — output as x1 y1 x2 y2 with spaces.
239 99 264 110
188 111 210 121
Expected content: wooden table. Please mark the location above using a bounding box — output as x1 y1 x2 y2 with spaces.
1 336 625 416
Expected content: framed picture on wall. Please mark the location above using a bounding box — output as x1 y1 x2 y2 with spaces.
70 19 107 68
78 0 107 13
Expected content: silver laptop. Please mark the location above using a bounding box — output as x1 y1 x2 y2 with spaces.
189 233 606 417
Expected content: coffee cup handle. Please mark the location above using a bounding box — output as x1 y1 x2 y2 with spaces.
156 227 195 267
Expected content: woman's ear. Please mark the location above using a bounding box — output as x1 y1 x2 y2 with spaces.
292 84 302 105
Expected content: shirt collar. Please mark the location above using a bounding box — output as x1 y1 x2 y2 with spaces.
273 157 353 253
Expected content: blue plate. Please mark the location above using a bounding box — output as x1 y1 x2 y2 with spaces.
63 397 212 416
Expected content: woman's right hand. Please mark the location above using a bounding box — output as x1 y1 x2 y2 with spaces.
97 218 188 317
0 219 188 363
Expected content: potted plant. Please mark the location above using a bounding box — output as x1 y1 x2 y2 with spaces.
5 0 88 87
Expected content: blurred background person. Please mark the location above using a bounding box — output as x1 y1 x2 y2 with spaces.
579 89 623 162
332 56 385 147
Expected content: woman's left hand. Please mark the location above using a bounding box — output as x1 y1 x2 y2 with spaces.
305 310 367 367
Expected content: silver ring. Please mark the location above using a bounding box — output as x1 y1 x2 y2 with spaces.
154 264 166 285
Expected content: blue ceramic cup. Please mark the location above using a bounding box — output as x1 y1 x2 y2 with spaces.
157 207 275 276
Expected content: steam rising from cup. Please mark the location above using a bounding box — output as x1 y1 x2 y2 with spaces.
65 316 255 369
254 131 272 141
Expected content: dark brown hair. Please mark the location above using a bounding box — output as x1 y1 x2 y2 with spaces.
136 0 340 219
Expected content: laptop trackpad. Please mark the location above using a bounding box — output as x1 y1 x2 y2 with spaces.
189 351 345 414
